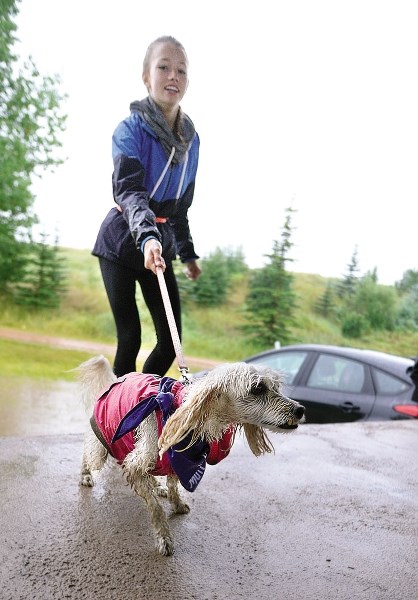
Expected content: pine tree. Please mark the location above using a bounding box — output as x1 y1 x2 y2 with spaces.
15 233 68 308
337 246 360 299
242 207 297 347
315 281 335 317
178 247 248 306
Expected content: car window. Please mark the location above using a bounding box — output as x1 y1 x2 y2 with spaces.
307 355 365 393
372 369 410 395
249 351 308 385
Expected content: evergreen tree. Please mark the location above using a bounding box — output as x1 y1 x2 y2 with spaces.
337 246 360 299
242 207 297 347
221 245 248 276
315 281 335 317
15 232 68 308
178 247 248 306
0 0 67 287
192 248 230 306
364 267 378 283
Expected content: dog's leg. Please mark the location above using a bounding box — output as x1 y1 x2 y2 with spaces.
167 475 190 514
80 429 108 487
127 471 174 556
130 414 168 498
123 415 174 555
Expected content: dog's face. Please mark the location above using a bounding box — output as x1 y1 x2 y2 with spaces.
159 362 305 459
229 363 305 432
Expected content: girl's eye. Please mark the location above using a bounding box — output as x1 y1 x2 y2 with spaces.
156 65 187 76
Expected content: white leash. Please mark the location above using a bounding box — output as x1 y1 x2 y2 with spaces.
156 267 191 384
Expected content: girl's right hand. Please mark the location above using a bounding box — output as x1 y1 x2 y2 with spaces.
144 239 166 274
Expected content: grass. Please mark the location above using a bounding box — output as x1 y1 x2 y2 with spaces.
1 246 418 380
0 338 98 380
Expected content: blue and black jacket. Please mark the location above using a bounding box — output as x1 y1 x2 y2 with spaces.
92 105 200 269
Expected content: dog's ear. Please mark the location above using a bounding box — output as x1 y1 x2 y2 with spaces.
243 423 274 456
158 386 217 457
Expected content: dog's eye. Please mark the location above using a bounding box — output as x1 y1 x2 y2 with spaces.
251 381 267 396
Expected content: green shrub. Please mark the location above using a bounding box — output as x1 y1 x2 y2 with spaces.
341 312 369 338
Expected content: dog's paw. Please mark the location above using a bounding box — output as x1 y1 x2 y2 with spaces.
80 473 94 487
157 536 174 556
174 501 190 515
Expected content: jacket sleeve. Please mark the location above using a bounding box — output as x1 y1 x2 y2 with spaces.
170 182 200 262
112 154 161 251
112 117 161 251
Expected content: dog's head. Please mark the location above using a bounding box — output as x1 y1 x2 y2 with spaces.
231 363 305 426
158 362 305 458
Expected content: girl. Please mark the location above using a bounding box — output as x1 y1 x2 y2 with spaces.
93 36 201 377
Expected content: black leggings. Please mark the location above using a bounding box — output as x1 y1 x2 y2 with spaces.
99 257 181 377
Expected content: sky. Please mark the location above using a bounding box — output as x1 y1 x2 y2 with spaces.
14 0 418 285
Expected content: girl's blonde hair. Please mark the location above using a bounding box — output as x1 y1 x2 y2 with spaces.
142 36 189 76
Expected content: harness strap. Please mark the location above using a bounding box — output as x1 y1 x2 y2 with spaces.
90 415 112 457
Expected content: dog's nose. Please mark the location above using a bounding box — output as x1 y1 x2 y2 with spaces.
294 405 305 420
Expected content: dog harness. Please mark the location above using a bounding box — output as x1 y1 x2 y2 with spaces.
91 373 234 492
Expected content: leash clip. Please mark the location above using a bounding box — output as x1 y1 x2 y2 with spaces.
179 366 192 385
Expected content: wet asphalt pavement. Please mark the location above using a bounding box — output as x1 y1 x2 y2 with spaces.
1 420 418 600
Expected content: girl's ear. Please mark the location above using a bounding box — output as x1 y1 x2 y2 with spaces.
242 424 274 456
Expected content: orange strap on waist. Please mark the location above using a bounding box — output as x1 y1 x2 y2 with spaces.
116 205 168 224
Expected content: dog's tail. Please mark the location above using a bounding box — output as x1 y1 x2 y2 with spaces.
75 355 116 414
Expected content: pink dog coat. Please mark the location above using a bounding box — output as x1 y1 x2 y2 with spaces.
91 373 234 492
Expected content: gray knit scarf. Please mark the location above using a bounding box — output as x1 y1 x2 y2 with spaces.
130 96 195 164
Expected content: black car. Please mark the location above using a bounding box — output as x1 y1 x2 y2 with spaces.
194 344 418 424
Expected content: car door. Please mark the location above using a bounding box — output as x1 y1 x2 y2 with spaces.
291 352 376 423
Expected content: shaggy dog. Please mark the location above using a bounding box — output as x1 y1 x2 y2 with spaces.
77 355 305 556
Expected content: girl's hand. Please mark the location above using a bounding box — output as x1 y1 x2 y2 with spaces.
144 239 166 274
184 260 201 281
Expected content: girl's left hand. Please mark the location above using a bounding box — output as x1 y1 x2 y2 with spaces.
184 260 202 281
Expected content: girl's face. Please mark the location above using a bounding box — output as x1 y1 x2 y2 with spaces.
143 42 189 112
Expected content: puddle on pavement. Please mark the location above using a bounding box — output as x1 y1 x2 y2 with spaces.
0 377 86 436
